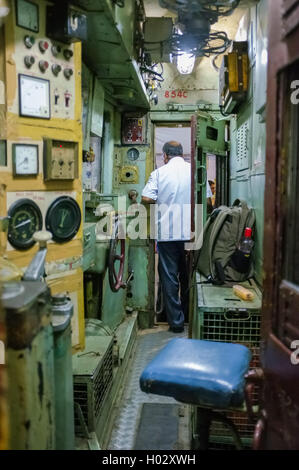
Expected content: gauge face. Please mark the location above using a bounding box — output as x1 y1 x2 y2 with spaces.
19 74 50 119
8 199 42 250
46 196 81 243
127 147 140 161
12 144 39 176
16 0 39 33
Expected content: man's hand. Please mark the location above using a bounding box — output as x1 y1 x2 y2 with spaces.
142 196 156 204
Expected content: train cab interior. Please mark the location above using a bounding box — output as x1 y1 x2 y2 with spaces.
0 0 299 452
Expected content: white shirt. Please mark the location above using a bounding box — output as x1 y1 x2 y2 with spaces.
142 157 191 241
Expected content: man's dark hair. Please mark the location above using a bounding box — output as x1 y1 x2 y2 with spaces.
208 180 215 186
162 141 183 157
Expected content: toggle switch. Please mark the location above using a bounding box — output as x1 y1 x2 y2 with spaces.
63 49 73 60
63 68 73 80
52 64 62 76
24 35 35 48
39 40 49 53
39 60 49 73
65 96 70 107
24 55 35 68
51 44 61 57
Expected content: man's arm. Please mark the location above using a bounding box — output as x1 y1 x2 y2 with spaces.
142 196 156 204
141 171 158 204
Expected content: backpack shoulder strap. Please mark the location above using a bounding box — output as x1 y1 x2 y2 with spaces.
208 207 231 279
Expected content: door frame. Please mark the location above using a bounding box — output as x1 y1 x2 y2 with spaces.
260 0 299 450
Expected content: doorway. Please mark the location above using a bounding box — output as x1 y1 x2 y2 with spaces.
154 123 191 324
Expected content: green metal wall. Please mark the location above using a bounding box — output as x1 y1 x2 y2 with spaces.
229 0 268 286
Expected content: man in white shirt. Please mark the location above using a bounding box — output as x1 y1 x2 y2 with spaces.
142 141 191 333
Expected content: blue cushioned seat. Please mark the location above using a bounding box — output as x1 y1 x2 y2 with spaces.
140 339 251 409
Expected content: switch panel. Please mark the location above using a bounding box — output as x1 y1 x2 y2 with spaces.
10 1 76 120
43 139 78 181
122 115 147 145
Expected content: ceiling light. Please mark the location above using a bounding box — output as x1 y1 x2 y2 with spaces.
176 52 195 75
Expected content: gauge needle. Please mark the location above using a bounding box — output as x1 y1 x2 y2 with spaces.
18 157 29 167
59 210 68 228
15 218 33 229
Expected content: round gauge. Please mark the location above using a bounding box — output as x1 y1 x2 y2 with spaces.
8 199 43 250
13 144 39 176
46 196 81 243
127 148 140 161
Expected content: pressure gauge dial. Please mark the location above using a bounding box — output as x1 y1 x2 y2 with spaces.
127 147 140 161
8 199 43 250
46 196 81 243
16 0 39 33
12 144 39 176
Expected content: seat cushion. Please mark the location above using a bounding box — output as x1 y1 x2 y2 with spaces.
140 339 251 409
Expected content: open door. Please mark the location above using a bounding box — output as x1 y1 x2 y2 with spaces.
192 113 228 224
188 113 228 338
257 0 299 450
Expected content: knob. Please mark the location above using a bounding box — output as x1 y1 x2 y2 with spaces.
39 40 49 53
33 230 52 248
52 64 62 76
63 49 73 60
24 35 35 48
39 60 49 72
51 44 61 57
64 68 73 80
24 55 35 68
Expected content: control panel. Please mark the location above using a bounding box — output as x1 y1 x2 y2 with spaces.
9 0 76 120
43 139 78 180
122 115 147 145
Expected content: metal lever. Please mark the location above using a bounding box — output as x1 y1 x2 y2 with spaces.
23 231 52 281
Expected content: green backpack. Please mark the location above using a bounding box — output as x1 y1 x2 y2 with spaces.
197 199 256 284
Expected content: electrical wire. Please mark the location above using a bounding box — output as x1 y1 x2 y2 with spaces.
169 30 231 57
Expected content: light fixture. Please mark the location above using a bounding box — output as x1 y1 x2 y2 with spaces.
176 52 195 75
0 0 10 27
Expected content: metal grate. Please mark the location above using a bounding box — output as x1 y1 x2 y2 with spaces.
73 339 114 436
74 383 89 432
209 346 260 445
201 311 261 347
94 341 113 419
200 308 261 446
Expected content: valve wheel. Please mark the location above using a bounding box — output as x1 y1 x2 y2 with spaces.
108 219 126 292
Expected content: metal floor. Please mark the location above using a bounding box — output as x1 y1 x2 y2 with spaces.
108 325 189 450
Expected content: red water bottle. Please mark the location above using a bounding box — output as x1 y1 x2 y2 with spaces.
239 227 254 256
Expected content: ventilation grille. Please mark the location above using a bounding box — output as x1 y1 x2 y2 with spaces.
73 339 113 435
236 121 250 171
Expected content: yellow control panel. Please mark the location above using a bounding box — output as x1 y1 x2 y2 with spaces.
0 0 84 351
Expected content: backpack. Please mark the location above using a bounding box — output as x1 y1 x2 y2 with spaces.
196 199 256 284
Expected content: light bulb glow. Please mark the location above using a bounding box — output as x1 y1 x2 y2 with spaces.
261 48 268 66
177 53 195 75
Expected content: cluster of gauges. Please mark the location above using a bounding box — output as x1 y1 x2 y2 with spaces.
7 196 81 250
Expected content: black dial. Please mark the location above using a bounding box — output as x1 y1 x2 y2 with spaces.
8 199 43 250
46 196 81 243
127 147 140 161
